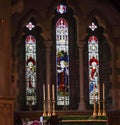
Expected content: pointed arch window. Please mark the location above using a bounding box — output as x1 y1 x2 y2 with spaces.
51 0 78 109
17 17 45 110
56 17 70 105
25 34 37 105
87 19 111 108
25 21 37 106
88 36 99 104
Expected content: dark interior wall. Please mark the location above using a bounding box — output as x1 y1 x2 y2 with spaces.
11 0 120 111
50 3 79 110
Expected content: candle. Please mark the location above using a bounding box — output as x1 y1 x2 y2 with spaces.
52 84 55 100
103 83 105 100
43 84 45 100
48 84 50 100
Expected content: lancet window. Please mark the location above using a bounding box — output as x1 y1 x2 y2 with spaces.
25 22 37 106
88 35 99 104
56 3 70 106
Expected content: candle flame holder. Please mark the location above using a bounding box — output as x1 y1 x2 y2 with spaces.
43 100 46 116
92 99 97 117
102 99 106 116
47 100 51 116
98 99 101 116
52 100 56 116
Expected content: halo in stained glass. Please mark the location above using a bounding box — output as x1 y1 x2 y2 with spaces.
88 36 99 104
25 35 37 105
56 18 70 106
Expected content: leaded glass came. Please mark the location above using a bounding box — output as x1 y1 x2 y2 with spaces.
57 4 67 14
56 18 70 106
25 35 37 105
88 36 99 104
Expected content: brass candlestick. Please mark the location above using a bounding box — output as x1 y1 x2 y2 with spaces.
102 99 106 116
93 98 97 117
47 100 51 116
52 100 56 116
98 99 101 116
98 83 101 116
43 100 46 116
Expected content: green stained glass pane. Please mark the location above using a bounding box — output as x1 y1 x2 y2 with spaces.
88 36 99 104
25 35 37 105
56 18 70 106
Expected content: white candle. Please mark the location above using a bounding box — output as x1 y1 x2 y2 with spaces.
103 83 105 100
52 84 55 100
43 84 45 100
48 84 50 100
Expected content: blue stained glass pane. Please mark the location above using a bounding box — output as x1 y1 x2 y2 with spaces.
25 35 37 105
88 36 99 104
56 18 70 105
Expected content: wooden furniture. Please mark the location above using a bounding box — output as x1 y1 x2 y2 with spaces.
0 96 14 125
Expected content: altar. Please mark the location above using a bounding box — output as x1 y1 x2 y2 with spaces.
22 113 108 125
15 110 120 125
44 115 108 125
21 115 108 125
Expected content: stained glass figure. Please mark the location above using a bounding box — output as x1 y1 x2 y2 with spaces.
56 18 69 106
88 36 99 104
25 35 37 105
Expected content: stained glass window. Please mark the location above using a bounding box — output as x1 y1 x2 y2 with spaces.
57 4 67 14
88 36 99 104
89 22 97 31
25 22 37 105
56 18 70 105
26 22 35 30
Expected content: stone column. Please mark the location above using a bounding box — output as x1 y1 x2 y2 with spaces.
44 41 52 92
44 41 52 115
77 40 86 110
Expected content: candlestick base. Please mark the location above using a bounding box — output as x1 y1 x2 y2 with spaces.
52 112 56 116
92 105 97 117
102 99 106 116
47 112 51 116
43 100 46 116
98 112 101 116
47 100 51 116
97 99 101 116
92 98 97 117
92 112 97 117
52 100 56 116
102 112 106 116
43 113 46 116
